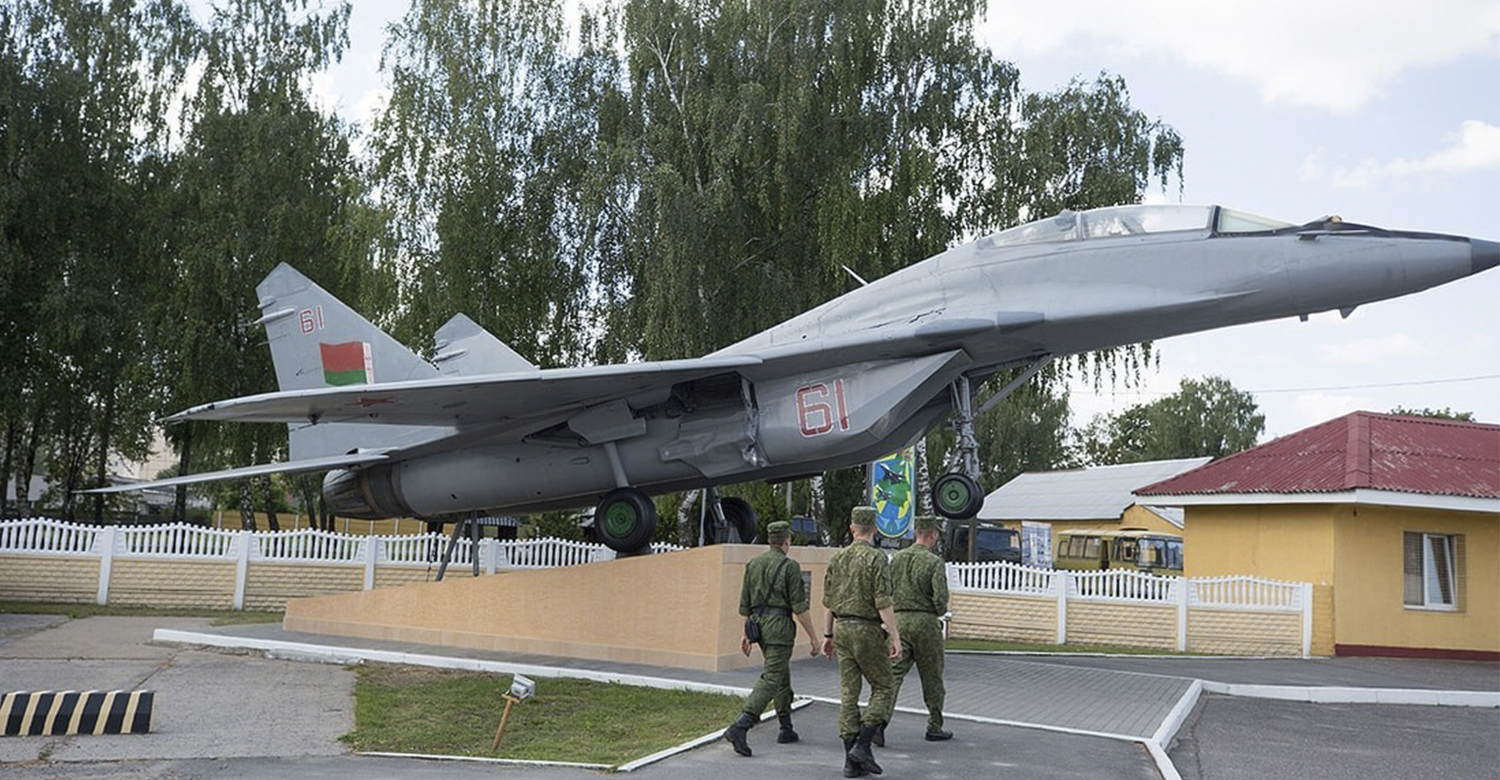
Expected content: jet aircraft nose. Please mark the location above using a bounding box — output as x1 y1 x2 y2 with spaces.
1474 238 1500 275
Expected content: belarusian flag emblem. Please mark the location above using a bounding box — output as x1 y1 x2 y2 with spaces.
320 341 373 386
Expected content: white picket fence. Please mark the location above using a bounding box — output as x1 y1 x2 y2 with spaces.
0 518 681 608
947 559 1313 655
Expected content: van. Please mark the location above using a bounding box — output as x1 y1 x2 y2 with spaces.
1054 527 1183 576
943 520 1022 564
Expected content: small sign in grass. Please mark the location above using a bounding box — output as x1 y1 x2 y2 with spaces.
341 665 744 766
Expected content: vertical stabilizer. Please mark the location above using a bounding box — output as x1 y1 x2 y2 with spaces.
255 263 439 392
254 264 449 460
432 313 539 376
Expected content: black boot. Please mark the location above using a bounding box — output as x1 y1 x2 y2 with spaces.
842 736 868 778
871 723 885 747
724 712 755 757
776 712 799 744
847 723 883 775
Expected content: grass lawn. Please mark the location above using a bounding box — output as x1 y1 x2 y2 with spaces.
342 665 744 765
0 601 284 626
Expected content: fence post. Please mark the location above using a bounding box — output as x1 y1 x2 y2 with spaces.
1055 570 1069 645
363 536 378 591
1176 576 1190 652
233 531 250 610
482 538 498 576
1301 582 1313 658
95 525 118 606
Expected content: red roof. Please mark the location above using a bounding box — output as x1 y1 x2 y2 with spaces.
1136 412 1500 500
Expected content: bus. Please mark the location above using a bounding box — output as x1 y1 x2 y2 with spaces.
943 520 1022 564
1053 528 1183 577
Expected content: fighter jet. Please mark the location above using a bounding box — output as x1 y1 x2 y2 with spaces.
95 204 1497 554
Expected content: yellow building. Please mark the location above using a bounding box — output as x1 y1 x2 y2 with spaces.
1137 411 1499 660
978 457 1210 566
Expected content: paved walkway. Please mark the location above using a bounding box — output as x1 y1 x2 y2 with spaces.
2 615 1496 780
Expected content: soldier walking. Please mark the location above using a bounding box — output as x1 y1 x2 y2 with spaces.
884 515 952 745
821 506 901 777
724 520 821 757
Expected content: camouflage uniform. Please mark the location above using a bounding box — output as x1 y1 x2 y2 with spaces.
823 532 896 739
738 545 810 718
890 527 950 734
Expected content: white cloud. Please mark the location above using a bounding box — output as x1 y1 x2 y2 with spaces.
1329 120 1500 187
1291 392 1373 428
1318 333 1426 365
979 0 1500 112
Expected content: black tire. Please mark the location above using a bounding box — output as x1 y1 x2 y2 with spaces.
595 488 658 553
933 473 983 519
720 497 758 544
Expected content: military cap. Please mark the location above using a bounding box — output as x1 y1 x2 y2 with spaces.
850 506 877 527
913 515 940 533
766 520 792 537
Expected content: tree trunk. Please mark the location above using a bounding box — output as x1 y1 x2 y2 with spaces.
1 417 15 519
173 424 192 525
261 474 280 531
237 480 257 530
18 411 41 518
93 387 117 525
914 437 932 516
810 475 831 546
676 490 700 547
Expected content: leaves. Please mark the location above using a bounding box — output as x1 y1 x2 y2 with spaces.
1078 376 1266 466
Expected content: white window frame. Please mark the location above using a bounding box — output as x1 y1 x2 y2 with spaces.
1403 532 1458 611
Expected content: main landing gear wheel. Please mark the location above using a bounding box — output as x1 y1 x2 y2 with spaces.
932 473 983 519
596 487 657 553
719 497 759 544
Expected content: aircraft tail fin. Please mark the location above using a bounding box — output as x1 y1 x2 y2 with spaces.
255 264 449 461
432 313 539 375
255 263 439 392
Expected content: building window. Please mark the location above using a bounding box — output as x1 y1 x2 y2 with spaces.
1403 532 1459 610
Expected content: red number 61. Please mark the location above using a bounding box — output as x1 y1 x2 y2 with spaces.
796 379 850 437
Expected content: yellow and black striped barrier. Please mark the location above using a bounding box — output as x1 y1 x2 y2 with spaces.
1 690 154 736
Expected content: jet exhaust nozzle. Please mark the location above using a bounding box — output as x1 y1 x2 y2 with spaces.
322 467 411 520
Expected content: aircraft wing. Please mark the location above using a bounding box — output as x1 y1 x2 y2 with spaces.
165 355 765 428
82 452 392 494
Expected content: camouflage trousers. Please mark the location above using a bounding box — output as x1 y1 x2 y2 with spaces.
891 611 946 731
742 642 794 717
834 619 894 738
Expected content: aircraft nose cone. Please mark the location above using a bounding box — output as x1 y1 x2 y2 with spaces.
1474 239 1500 275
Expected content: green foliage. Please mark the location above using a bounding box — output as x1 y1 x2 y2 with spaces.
1388 406 1475 422
1079 375 1265 465
372 0 610 367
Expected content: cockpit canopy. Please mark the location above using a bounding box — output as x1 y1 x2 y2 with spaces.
982 205 1293 248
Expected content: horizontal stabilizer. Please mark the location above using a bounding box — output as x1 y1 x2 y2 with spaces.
82 452 390 494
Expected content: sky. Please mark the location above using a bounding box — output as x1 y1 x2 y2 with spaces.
296 0 1500 441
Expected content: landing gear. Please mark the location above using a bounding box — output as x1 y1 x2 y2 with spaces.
596 487 657 554
931 377 984 520
718 496 759 544
933 473 983 519
930 358 1054 520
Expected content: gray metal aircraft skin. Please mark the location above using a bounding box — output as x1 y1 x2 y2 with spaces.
97 205 1498 535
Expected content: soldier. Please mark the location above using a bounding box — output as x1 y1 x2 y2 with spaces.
820 506 901 777
724 520 821 757
883 515 952 745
